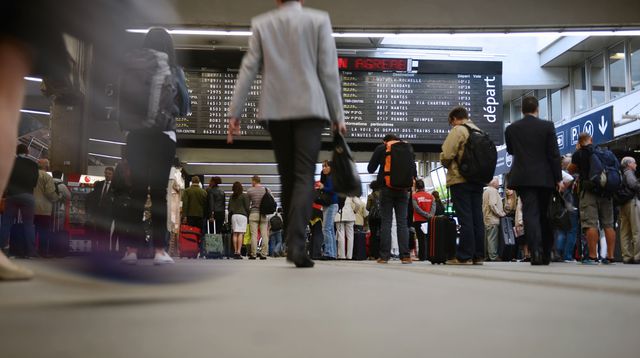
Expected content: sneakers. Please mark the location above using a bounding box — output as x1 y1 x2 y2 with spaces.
153 251 175 265
121 252 138 265
445 258 473 265
600 258 615 265
564 259 577 263
581 258 599 265
400 257 413 264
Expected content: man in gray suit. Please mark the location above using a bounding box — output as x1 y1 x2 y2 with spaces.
228 0 346 268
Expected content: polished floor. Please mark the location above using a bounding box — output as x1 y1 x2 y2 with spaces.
1 257 639 358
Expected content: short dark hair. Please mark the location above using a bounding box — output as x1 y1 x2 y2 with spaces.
369 180 380 191
415 179 425 190
383 134 399 142
252 175 261 183
105 167 114 173
522 96 539 114
52 170 63 179
16 144 29 155
448 107 469 123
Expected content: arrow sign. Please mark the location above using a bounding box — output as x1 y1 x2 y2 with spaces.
598 115 608 135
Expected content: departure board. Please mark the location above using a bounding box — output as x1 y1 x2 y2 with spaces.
176 58 503 145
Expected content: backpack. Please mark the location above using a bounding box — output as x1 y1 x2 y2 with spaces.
269 214 283 231
383 141 415 190
587 147 621 195
368 192 381 221
259 188 277 216
458 124 497 185
117 48 177 132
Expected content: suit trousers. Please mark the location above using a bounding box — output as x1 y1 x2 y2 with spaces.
265 119 325 259
518 187 553 257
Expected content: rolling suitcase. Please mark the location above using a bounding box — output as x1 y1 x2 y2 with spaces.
179 224 201 258
222 222 233 258
203 221 224 259
352 230 367 260
427 215 456 264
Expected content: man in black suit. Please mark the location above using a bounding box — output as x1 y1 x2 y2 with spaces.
505 96 562 265
87 167 115 252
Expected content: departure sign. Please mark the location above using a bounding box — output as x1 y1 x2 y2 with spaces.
176 57 503 145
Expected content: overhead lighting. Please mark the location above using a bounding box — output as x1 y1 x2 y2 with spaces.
20 109 50 116
89 138 126 146
610 52 625 60
24 77 43 82
128 28 640 39
88 153 122 160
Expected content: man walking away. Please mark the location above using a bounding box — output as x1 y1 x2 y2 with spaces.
505 96 562 265
569 133 616 264
440 107 485 265
482 177 506 262
227 0 346 268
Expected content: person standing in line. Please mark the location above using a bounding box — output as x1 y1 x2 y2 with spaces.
33 159 60 257
554 155 579 262
227 0 346 268
246 175 270 260
317 161 339 260
120 27 190 265
366 181 382 260
0 144 39 258
482 177 506 262
618 157 640 264
440 107 486 265
412 179 436 259
368 134 417 264
505 96 562 265
182 176 207 229
228 181 250 260
353 196 367 234
569 133 618 264
206 176 226 234
269 207 285 257
335 196 359 259
166 158 184 256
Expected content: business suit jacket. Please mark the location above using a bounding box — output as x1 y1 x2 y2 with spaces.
227 1 344 124
505 115 562 189
87 180 114 227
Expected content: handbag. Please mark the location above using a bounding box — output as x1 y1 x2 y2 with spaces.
331 132 362 197
314 189 332 207
548 190 572 231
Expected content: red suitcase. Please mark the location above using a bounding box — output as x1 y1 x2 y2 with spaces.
179 225 202 258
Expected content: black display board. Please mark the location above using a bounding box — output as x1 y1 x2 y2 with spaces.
176 55 503 145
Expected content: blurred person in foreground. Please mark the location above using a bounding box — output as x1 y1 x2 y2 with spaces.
227 0 346 268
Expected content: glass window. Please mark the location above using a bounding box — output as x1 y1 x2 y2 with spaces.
550 89 562 123
573 65 587 113
535 90 548 120
510 97 522 121
631 38 640 91
590 54 605 107
608 43 626 100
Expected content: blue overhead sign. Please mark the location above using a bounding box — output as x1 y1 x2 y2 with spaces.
555 106 614 156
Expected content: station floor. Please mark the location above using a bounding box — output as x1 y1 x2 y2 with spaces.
1 257 639 358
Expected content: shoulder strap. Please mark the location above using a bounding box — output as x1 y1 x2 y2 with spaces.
461 123 481 134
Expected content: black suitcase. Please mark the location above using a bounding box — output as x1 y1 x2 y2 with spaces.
427 216 456 264
499 216 516 261
9 223 28 258
352 230 367 260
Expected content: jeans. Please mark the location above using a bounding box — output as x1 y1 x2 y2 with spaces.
126 128 176 249
450 182 485 261
380 187 410 260
270 230 283 256
555 210 579 261
322 204 339 258
0 193 37 256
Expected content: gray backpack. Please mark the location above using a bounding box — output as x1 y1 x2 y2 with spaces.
117 48 177 132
